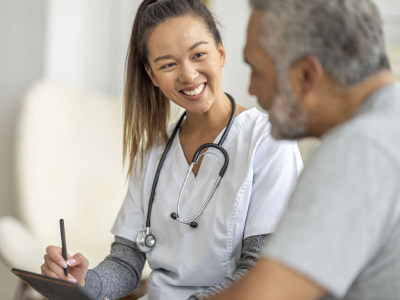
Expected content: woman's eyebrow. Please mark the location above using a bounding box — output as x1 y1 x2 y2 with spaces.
189 40 208 51
153 41 209 63
153 54 175 63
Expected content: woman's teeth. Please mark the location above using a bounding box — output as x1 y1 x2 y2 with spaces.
182 83 205 96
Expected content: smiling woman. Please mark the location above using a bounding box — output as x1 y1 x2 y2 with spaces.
39 1 302 300
145 15 227 125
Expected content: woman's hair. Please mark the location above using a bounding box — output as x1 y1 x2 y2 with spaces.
123 0 221 178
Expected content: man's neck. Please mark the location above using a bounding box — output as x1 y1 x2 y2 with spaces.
342 70 396 112
311 70 396 137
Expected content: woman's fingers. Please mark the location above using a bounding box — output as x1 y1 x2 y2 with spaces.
40 262 58 278
70 252 89 270
45 245 68 269
42 253 76 282
42 245 90 286
42 245 83 283
65 252 89 286
42 254 77 282
43 251 65 278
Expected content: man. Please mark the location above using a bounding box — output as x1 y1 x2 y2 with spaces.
208 0 400 299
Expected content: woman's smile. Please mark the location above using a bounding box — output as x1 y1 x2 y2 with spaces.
180 83 207 100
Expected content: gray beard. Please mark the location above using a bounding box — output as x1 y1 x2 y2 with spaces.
268 75 308 140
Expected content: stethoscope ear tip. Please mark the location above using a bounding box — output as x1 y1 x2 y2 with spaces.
189 222 198 228
170 212 198 228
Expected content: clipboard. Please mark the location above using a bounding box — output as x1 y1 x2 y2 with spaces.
11 268 96 300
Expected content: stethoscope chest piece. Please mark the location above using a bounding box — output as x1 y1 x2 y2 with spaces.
136 227 156 253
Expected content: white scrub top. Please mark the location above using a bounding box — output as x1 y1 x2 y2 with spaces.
112 108 302 300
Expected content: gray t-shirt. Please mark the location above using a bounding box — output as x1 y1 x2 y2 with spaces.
262 82 400 300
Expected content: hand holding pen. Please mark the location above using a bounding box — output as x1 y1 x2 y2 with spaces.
41 219 90 286
59 219 69 276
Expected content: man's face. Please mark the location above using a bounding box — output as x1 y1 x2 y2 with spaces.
244 11 307 140
244 11 278 112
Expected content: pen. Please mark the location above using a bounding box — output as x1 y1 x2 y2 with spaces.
59 219 69 276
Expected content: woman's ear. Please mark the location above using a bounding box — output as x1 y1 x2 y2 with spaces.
217 41 226 67
145 66 160 87
289 55 323 98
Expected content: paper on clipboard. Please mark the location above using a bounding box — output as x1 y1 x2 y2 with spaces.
11 268 96 300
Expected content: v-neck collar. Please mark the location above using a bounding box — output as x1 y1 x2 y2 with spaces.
169 108 258 182
163 107 258 217
172 127 222 181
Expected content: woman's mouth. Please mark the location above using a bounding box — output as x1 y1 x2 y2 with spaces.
180 83 206 97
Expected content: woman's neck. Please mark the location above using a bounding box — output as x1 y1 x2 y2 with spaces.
180 93 233 139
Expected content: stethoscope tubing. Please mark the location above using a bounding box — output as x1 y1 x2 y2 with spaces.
145 112 186 228
191 143 229 176
145 94 236 229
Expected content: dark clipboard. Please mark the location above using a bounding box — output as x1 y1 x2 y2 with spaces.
11 268 96 300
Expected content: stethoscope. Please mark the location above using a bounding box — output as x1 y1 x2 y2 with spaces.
136 94 236 252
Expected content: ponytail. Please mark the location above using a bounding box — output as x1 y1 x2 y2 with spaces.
123 0 221 178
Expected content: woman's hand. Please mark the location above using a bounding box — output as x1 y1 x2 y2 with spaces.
41 245 89 286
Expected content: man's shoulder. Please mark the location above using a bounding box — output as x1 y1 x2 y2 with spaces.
319 83 400 163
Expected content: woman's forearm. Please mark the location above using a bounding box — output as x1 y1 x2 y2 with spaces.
84 236 146 300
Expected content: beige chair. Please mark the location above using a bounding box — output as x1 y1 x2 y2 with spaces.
0 81 153 300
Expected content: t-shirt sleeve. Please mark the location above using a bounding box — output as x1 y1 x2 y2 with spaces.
262 134 399 298
111 154 152 242
244 135 303 238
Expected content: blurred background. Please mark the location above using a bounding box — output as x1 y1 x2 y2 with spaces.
0 0 399 298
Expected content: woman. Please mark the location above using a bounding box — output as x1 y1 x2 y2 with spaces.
41 0 302 299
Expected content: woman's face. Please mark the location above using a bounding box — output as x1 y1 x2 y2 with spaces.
145 15 226 115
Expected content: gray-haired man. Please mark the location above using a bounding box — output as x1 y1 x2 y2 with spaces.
208 0 400 299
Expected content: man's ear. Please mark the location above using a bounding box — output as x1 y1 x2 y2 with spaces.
145 66 159 87
217 41 226 67
289 55 323 98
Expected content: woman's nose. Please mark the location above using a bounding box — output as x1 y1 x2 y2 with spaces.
178 63 198 83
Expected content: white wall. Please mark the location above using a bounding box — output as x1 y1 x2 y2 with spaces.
0 0 46 215
212 0 257 109
44 0 140 95
376 0 400 43
0 1 48 298
0 0 47 217
376 1 400 77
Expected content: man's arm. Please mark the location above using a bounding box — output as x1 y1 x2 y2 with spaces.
206 258 326 300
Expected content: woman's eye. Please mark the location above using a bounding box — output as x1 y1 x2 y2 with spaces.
194 52 206 59
161 63 175 69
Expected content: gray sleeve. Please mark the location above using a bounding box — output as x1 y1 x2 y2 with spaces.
84 236 146 300
262 135 400 298
188 234 269 300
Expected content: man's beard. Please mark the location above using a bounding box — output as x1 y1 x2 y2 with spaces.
268 74 308 140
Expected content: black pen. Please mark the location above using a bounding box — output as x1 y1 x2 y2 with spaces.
59 219 69 276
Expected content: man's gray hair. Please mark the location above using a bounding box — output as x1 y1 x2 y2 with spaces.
250 0 390 86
